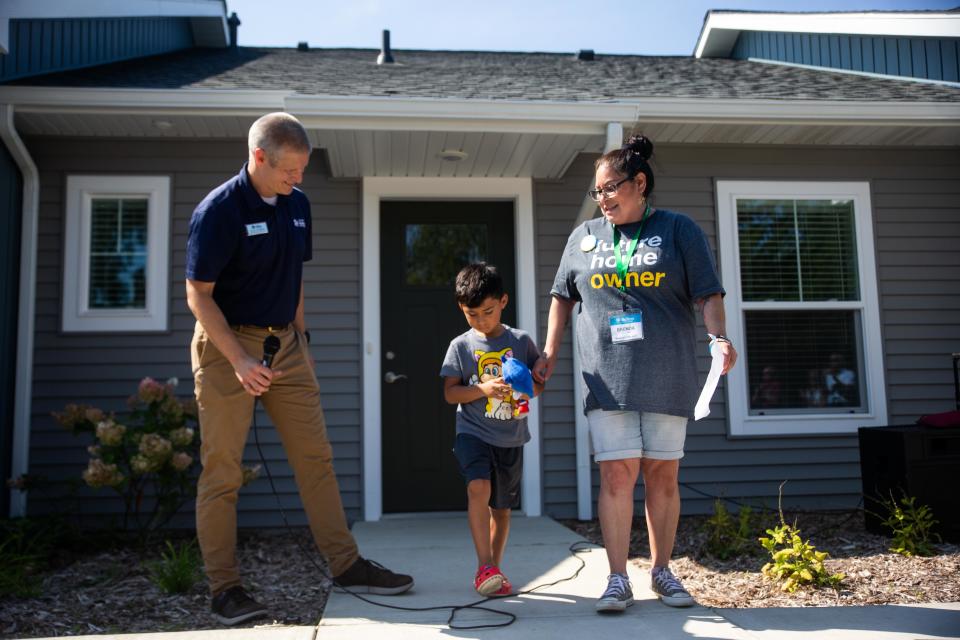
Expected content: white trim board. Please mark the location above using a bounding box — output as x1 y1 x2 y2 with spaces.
361 177 541 521
715 180 887 437
696 11 960 58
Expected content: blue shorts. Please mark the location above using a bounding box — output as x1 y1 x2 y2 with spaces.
453 433 523 510
587 410 688 462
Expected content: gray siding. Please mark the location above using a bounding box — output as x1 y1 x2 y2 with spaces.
1 17 195 82
732 31 960 83
24 137 364 526
535 145 960 519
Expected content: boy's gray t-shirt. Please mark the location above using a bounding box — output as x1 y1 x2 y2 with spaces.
551 209 724 418
440 326 540 448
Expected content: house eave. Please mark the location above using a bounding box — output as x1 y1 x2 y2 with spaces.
695 11 960 59
2 87 958 129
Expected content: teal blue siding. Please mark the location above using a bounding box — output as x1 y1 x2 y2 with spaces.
732 31 960 82
0 146 22 518
0 17 194 82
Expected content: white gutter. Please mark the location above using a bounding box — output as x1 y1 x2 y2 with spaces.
0 104 38 518
2 88 957 129
573 122 622 521
695 11 960 58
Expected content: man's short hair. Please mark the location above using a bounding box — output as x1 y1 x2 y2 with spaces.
248 112 311 165
455 263 504 308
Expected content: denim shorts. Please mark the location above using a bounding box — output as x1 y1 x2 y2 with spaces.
587 410 688 462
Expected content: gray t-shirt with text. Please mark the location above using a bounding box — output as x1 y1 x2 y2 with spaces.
551 209 723 418
440 326 540 448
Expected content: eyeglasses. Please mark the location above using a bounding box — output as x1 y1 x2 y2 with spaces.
587 176 631 202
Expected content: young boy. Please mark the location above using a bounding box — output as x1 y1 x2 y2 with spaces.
440 263 543 596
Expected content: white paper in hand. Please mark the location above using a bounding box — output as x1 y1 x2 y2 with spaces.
694 341 725 421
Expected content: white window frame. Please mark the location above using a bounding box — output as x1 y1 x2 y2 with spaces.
716 180 887 436
62 175 170 332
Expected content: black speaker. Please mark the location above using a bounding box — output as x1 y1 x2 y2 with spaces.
858 425 960 543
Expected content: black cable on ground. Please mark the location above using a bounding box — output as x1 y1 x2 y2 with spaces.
251 401 602 630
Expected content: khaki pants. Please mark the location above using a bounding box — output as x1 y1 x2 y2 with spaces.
191 322 359 595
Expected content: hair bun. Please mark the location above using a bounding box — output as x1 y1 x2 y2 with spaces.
625 134 653 161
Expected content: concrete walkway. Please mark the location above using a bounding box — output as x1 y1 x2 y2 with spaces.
30 515 960 640
317 515 960 640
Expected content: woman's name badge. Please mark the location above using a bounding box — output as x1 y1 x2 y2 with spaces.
608 310 644 343
580 234 597 252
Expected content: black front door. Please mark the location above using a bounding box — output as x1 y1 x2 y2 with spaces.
380 201 516 513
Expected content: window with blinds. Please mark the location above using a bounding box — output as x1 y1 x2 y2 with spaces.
89 198 148 309
63 175 170 332
716 181 886 436
736 198 866 415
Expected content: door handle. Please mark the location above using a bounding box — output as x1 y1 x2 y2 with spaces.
384 371 408 384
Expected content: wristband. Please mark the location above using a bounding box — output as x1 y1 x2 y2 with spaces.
708 333 731 344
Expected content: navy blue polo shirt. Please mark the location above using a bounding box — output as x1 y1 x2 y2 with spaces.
185 163 312 326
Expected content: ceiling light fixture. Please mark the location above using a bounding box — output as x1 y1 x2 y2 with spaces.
438 149 467 162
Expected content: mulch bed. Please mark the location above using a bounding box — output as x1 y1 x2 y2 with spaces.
563 509 960 608
3 509 958 638
0 530 330 639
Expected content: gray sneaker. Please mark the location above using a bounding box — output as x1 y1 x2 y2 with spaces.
650 567 694 607
596 573 633 613
211 586 268 625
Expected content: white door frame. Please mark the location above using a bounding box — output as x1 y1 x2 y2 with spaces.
361 177 541 521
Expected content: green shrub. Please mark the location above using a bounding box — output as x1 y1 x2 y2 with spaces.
880 493 940 557
0 518 65 598
703 499 755 560
759 518 844 593
148 539 202 594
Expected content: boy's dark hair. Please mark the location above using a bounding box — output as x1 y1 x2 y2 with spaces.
455 263 504 308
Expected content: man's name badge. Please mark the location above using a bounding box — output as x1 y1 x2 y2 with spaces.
580 235 598 252
608 310 644 343
245 222 269 237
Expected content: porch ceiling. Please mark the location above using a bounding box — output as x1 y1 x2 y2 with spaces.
11 110 960 179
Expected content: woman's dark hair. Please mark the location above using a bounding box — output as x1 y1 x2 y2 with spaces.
455 262 504 308
595 134 655 198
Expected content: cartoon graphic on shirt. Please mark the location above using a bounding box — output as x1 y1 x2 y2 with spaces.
470 347 516 420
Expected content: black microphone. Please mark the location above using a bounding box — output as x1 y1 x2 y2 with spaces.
261 335 281 368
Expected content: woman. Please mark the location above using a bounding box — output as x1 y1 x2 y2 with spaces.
533 135 736 613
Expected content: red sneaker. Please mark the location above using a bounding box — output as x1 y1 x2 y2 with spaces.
474 564 505 595
491 575 513 596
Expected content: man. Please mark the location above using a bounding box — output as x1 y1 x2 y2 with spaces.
186 112 413 626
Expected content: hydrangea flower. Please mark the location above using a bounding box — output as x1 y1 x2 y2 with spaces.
138 377 167 404
96 420 127 446
169 427 195 447
131 454 162 476
83 459 124 487
139 433 173 461
171 451 193 472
